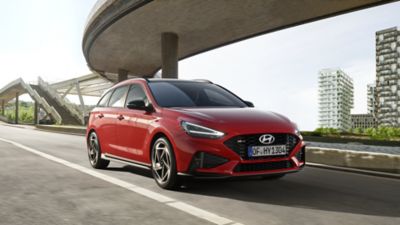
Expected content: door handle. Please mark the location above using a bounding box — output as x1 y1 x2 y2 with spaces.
98 114 104 119
117 115 125 121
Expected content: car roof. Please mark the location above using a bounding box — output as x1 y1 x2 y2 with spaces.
109 78 213 92
147 78 212 83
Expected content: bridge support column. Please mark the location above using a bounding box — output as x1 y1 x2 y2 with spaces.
75 81 86 125
15 92 19 124
34 101 38 125
118 69 128 82
161 32 178 78
1 100 4 116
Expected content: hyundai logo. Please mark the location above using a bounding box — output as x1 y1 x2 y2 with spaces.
259 134 275 145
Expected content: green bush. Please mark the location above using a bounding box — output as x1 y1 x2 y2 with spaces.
3 101 34 124
6 112 15 122
313 126 400 140
365 126 400 140
314 127 339 136
353 127 363 134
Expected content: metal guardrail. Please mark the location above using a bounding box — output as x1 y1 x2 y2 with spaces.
38 77 84 125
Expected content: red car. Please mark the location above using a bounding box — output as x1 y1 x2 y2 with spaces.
86 78 305 189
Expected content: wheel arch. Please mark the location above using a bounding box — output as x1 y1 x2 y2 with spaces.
148 129 178 164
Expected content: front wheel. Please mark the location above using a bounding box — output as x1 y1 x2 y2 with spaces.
151 137 179 189
87 131 110 169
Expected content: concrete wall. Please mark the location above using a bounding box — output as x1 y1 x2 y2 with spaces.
307 147 400 173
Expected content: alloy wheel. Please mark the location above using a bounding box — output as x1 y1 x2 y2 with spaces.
152 140 172 185
88 132 99 165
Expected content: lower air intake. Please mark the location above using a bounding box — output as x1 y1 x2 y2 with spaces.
234 160 293 172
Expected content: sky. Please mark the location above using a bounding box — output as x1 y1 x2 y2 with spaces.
0 0 400 130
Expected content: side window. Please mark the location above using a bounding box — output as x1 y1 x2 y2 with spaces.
108 86 129 107
125 84 148 107
97 91 112 107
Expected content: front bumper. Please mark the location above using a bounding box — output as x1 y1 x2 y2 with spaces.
173 132 306 178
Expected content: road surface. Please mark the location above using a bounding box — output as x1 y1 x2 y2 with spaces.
0 124 399 225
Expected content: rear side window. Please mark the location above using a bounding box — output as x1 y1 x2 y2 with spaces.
125 84 148 106
108 86 129 107
97 91 112 107
148 83 195 107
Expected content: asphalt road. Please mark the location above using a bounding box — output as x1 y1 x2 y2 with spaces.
0 124 399 225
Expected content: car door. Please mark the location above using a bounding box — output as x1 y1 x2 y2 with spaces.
104 85 129 156
92 90 114 154
116 83 155 163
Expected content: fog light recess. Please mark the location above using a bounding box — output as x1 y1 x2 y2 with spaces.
189 152 228 170
296 146 306 163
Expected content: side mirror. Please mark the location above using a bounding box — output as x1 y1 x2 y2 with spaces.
244 100 254 108
127 100 154 112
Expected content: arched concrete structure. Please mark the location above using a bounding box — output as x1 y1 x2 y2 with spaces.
0 74 113 125
83 0 395 81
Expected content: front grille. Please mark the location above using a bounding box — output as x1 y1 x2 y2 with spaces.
234 160 293 172
224 133 299 160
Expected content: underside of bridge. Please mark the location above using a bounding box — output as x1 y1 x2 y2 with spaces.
83 0 395 82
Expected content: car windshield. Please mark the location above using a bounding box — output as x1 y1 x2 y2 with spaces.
148 81 247 108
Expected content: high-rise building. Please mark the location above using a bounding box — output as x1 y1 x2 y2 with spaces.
351 114 377 130
375 27 400 127
318 68 354 131
367 83 376 117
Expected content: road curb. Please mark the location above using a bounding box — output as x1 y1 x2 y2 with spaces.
306 147 400 174
35 125 86 136
306 162 400 179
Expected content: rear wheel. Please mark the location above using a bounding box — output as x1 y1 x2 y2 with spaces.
87 131 109 169
151 137 179 189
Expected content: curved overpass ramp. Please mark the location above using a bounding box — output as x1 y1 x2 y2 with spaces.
83 0 395 81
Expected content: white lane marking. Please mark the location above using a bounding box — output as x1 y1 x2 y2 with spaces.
127 186 175 203
0 137 239 225
167 202 235 225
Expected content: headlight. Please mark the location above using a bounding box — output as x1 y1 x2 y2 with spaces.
181 121 225 139
295 128 303 140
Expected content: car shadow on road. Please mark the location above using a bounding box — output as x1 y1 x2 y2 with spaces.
179 168 400 218
106 165 153 178
105 165 399 218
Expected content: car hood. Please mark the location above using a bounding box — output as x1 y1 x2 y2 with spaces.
167 107 296 134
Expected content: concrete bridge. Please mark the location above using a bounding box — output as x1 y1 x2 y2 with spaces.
83 0 395 82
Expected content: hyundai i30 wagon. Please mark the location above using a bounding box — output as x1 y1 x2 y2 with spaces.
87 78 305 189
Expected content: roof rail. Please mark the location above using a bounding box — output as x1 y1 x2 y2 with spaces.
192 79 213 83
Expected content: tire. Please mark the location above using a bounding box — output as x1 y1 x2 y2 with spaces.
151 137 179 189
261 174 285 180
87 131 110 169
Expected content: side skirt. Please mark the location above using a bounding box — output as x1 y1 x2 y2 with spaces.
102 153 151 170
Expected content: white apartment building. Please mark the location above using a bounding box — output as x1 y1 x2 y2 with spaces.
375 27 400 127
367 83 376 117
318 69 354 131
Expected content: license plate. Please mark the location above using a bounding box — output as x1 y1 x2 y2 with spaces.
248 145 287 157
